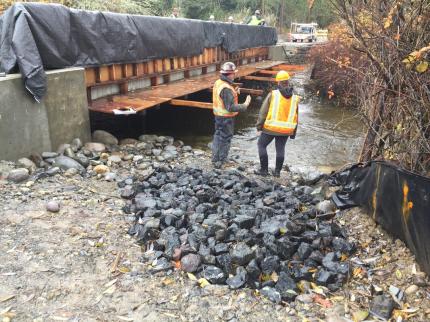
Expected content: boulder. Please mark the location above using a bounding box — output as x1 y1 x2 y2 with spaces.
92 130 118 145
7 168 29 183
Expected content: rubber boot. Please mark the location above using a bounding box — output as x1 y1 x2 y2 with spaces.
254 155 269 176
272 157 284 177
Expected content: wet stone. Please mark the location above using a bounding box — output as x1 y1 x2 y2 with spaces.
260 287 282 304
297 242 313 260
7 168 29 183
226 267 247 289
214 243 229 255
46 200 60 213
233 215 255 229
202 265 226 284
230 242 254 266
316 270 335 286
276 272 298 301
180 254 201 273
261 256 280 274
370 295 396 320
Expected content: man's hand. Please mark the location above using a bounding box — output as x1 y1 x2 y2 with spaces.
256 130 261 136
236 88 240 95
244 95 252 107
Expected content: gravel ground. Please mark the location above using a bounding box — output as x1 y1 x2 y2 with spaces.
1 141 429 322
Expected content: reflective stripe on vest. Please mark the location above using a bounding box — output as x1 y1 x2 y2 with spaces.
263 90 299 135
212 79 239 117
248 16 262 25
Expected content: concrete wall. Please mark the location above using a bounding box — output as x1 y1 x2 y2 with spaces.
269 44 314 64
0 68 91 161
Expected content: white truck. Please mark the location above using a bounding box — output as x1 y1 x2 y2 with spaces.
290 22 318 43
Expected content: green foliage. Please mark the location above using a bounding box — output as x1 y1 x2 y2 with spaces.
2 0 337 27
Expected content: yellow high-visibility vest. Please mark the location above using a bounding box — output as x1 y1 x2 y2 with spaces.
212 79 238 117
248 15 263 25
263 90 299 135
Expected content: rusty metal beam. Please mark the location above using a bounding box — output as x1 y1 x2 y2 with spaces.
170 99 212 109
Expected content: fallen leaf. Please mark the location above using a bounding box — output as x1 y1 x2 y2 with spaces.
187 273 197 281
352 310 369 321
174 261 181 269
0 295 15 303
395 269 402 279
271 271 279 282
416 61 429 73
313 294 332 308
104 279 118 288
198 278 210 288
310 282 325 295
118 266 130 273
162 278 175 286
103 285 116 295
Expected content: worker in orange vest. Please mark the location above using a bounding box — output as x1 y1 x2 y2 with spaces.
212 62 251 169
255 70 299 177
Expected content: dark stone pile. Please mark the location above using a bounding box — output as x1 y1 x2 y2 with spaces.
122 166 355 303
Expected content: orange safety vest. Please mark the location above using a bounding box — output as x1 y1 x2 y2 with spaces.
212 79 238 117
263 90 299 135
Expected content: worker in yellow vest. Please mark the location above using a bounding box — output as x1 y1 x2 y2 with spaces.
255 70 299 177
212 62 251 169
247 10 266 26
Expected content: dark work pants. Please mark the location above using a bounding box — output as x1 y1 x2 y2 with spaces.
212 116 235 163
257 132 288 170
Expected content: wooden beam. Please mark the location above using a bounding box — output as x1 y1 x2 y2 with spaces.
242 75 277 82
170 99 212 109
207 87 264 96
257 70 296 76
271 64 307 71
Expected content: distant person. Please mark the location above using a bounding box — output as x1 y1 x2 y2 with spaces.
209 15 215 21
170 7 179 18
254 71 299 177
212 62 252 169
247 10 266 26
227 16 234 23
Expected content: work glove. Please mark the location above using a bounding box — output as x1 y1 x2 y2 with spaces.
243 95 251 107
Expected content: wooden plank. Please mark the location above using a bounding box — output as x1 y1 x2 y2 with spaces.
170 99 212 109
89 60 284 114
173 58 179 70
257 70 296 76
147 61 154 74
136 63 145 76
207 87 264 96
110 65 123 80
271 64 307 71
164 58 171 72
154 59 163 73
85 68 96 85
242 75 277 82
179 57 185 69
119 82 128 94
99 66 110 82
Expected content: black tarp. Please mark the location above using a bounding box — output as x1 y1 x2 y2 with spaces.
330 161 430 275
0 3 277 102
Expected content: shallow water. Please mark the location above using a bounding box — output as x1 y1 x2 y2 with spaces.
148 70 365 173
93 69 365 173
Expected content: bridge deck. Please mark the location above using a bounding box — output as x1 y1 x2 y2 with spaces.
89 60 286 114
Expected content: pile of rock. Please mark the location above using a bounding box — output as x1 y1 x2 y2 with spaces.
123 165 355 303
4 130 194 183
